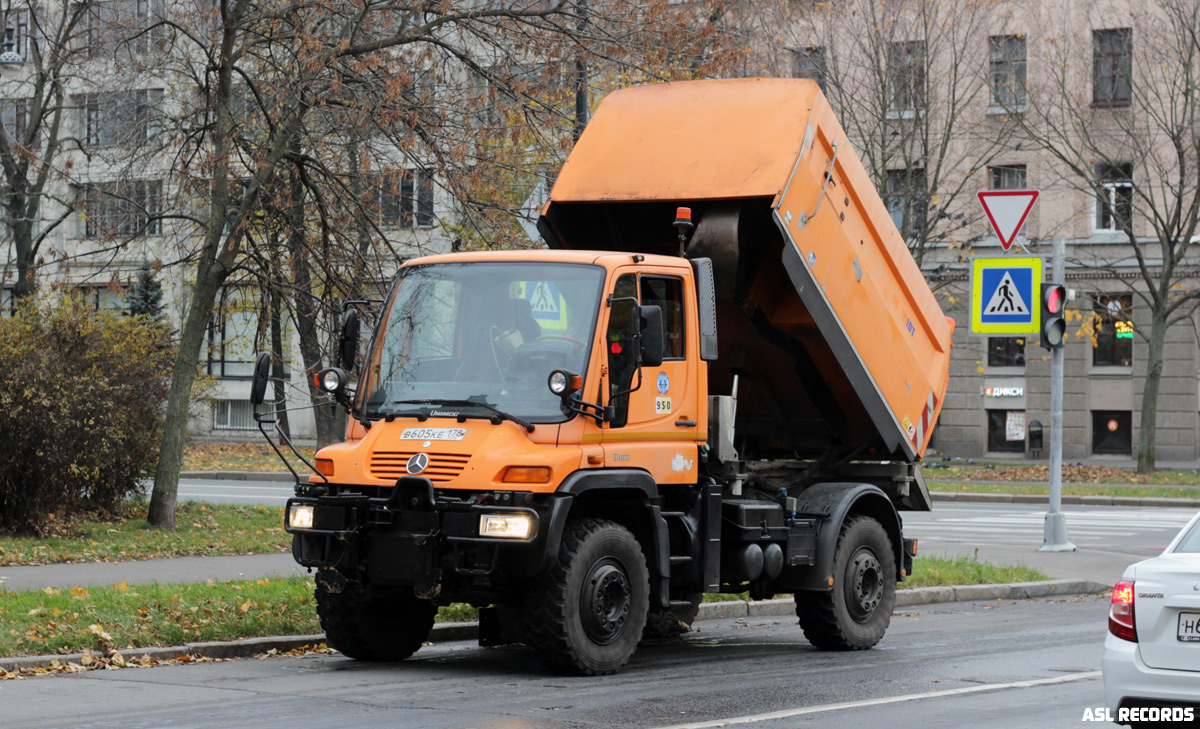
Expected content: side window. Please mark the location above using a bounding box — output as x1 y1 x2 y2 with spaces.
639 276 685 359
606 274 638 428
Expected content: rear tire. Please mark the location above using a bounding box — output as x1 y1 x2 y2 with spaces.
795 515 895 650
315 578 436 662
523 518 649 675
643 592 702 640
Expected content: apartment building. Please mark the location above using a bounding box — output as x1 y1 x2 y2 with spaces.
768 0 1200 461
0 1 455 441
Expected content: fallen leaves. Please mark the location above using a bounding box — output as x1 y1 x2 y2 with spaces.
0 643 334 680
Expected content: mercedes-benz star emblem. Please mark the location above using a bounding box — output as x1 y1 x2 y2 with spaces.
406 452 429 475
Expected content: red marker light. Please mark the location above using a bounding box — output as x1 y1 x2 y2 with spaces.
1108 581 1137 642
611 342 623 354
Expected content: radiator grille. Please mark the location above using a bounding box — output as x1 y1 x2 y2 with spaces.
369 452 470 482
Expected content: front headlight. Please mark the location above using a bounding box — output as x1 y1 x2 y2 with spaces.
289 503 315 530
479 514 533 539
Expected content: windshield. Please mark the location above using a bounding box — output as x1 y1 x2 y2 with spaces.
361 261 605 422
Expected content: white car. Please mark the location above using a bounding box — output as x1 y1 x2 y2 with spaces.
1103 509 1200 725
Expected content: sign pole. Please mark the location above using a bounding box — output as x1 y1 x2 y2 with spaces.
1041 235 1075 552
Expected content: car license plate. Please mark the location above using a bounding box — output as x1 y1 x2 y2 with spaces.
1178 612 1200 642
399 428 467 441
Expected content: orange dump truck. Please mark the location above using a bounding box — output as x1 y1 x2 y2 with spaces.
260 78 953 675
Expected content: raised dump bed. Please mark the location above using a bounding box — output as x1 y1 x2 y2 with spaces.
539 77 953 463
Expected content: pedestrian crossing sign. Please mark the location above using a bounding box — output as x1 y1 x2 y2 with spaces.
970 257 1042 335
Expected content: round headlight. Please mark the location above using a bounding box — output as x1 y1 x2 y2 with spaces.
548 370 569 395
320 369 343 393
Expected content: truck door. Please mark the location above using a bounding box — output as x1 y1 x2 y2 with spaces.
601 269 700 483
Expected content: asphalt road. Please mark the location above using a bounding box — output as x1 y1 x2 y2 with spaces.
0 595 1112 729
178 478 295 506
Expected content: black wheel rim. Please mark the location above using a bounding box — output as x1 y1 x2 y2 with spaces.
580 558 631 645
844 547 883 623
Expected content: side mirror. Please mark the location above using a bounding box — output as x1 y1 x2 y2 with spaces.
637 304 664 367
338 309 360 372
250 352 271 406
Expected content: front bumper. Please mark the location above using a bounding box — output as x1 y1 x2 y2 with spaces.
1103 632 1200 721
284 476 569 595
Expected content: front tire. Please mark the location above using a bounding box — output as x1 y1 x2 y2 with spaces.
315 577 436 661
795 515 896 650
523 518 649 675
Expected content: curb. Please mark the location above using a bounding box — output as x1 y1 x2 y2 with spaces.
180 471 297 483
0 579 1108 673
931 491 1200 508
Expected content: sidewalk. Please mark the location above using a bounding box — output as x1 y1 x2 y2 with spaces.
0 553 304 592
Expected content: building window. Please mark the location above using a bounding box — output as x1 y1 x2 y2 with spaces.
989 35 1026 111
1093 293 1133 367
75 89 164 148
369 169 434 229
1093 28 1132 107
1095 162 1133 232
79 285 128 314
885 168 926 237
213 399 258 430
987 409 1026 453
1 98 32 147
639 275 685 360
207 287 262 378
1092 410 1132 455
4 11 29 60
887 41 925 114
793 47 826 91
87 0 166 58
989 164 1027 191
987 337 1025 367
75 180 162 238
0 286 14 317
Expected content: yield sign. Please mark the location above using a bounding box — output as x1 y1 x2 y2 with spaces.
977 190 1039 251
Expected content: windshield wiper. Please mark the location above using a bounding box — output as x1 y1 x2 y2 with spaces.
392 399 535 432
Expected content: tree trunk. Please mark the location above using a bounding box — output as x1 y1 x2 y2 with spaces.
285 144 339 448
11 218 35 299
1136 309 1168 474
148 262 226 529
269 269 291 439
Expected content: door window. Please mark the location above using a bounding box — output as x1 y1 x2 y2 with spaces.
639 275 685 360
606 273 638 427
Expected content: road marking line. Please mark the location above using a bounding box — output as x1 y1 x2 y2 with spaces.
649 671 1102 729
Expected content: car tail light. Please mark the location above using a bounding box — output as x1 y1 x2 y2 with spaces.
1109 581 1137 642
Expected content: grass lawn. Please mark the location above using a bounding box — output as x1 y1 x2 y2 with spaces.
0 555 1047 658
928 481 1200 500
923 462 1200 487
184 443 314 472
0 502 290 566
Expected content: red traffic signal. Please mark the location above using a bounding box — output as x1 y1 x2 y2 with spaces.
1041 284 1067 349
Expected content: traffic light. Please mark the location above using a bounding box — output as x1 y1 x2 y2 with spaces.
1041 284 1067 350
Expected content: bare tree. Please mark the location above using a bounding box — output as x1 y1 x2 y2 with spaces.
148 0 690 528
0 0 94 299
738 0 1016 267
1007 0 1200 473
